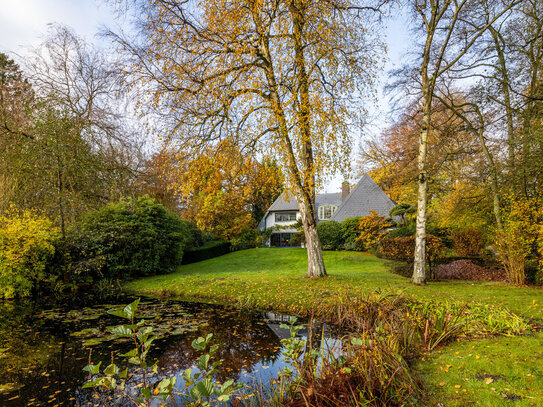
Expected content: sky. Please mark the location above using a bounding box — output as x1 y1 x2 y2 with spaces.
0 0 412 192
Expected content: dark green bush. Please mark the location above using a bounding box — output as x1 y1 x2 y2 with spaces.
340 217 363 251
231 229 262 251
317 221 343 250
386 225 415 238
183 221 205 249
182 241 231 264
64 196 188 281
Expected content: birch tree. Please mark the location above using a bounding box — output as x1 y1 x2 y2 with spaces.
112 0 384 277
409 0 519 285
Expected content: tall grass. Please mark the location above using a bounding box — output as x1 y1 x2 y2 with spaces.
247 291 530 406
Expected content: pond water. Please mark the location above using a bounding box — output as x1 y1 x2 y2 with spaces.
0 297 336 406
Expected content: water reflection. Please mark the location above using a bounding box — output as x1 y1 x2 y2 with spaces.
0 298 336 406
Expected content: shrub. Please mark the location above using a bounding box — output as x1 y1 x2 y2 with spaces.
389 203 416 225
289 232 304 247
356 211 391 250
495 223 529 285
317 221 343 250
341 217 363 251
386 225 415 239
231 229 262 251
183 221 205 249
182 241 231 264
379 234 444 266
67 196 188 280
452 228 484 256
0 208 60 298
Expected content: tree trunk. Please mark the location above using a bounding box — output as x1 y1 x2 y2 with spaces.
490 27 515 170
289 1 326 278
413 62 432 285
412 114 429 285
298 194 326 278
477 129 503 230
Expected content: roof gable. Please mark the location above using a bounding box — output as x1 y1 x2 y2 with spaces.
329 174 396 222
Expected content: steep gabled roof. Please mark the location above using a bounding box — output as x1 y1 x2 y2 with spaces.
316 192 342 207
329 174 396 222
257 174 395 229
267 192 298 211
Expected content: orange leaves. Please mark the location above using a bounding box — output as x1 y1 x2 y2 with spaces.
154 140 282 240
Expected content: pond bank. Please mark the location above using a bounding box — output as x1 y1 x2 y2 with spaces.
124 248 543 406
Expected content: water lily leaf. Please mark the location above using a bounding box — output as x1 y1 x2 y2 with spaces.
82 338 106 347
71 328 101 338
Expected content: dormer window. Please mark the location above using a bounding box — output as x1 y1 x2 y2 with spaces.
318 204 338 220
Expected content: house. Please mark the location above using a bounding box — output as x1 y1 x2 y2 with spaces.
257 173 396 247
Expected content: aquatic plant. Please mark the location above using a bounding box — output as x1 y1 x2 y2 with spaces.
82 299 245 406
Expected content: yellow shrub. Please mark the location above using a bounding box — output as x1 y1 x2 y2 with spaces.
497 197 543 285
356 211 391 250
0 207 60 298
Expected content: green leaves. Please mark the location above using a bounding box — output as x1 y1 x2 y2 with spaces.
107 298 140 320
80 301 247 406
191 333 213 352
189 378 215 399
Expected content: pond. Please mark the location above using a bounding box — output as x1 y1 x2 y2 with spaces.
0 297 337 406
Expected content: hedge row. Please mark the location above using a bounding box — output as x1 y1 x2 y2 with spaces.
182 241 232 265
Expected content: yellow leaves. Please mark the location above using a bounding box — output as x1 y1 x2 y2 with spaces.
156 140 282 240
0 206 59 298
439 364 452 372
485 377 494 384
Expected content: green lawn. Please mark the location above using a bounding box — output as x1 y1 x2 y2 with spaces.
125 248 543 406
125 248 543 319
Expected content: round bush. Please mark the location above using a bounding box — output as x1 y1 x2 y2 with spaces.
317 221 343 250
73 196 188 280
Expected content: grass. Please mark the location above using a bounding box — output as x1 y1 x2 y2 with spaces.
125 248 543 319
413 333 543 406
125 248 543 405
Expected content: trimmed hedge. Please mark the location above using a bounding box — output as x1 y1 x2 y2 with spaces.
182 241 231 264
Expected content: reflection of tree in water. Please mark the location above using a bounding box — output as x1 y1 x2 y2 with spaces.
0 299 308 407
157 308 282 382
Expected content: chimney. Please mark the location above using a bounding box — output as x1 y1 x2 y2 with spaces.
341 181 350 201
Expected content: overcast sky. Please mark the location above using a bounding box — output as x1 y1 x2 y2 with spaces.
0 0 120 52
0 0 411 192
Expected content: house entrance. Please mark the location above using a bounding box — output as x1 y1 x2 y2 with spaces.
270 233 294 247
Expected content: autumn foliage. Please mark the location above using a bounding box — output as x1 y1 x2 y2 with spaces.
0 207 59 298
356 211 391 250
379 234 444 266
452 229 484 257
152 140 283 240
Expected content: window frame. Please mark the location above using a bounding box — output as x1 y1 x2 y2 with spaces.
318 204 338 220
275 212 297 222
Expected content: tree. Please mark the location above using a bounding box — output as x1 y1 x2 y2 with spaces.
154 140 283 240
407 0 518 284
0 26 143 233
111 0 384 277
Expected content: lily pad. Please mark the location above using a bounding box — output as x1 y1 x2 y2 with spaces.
0 383 24 393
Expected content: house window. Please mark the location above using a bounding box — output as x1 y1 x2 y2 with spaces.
318 204 338 220
275 212 297 222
